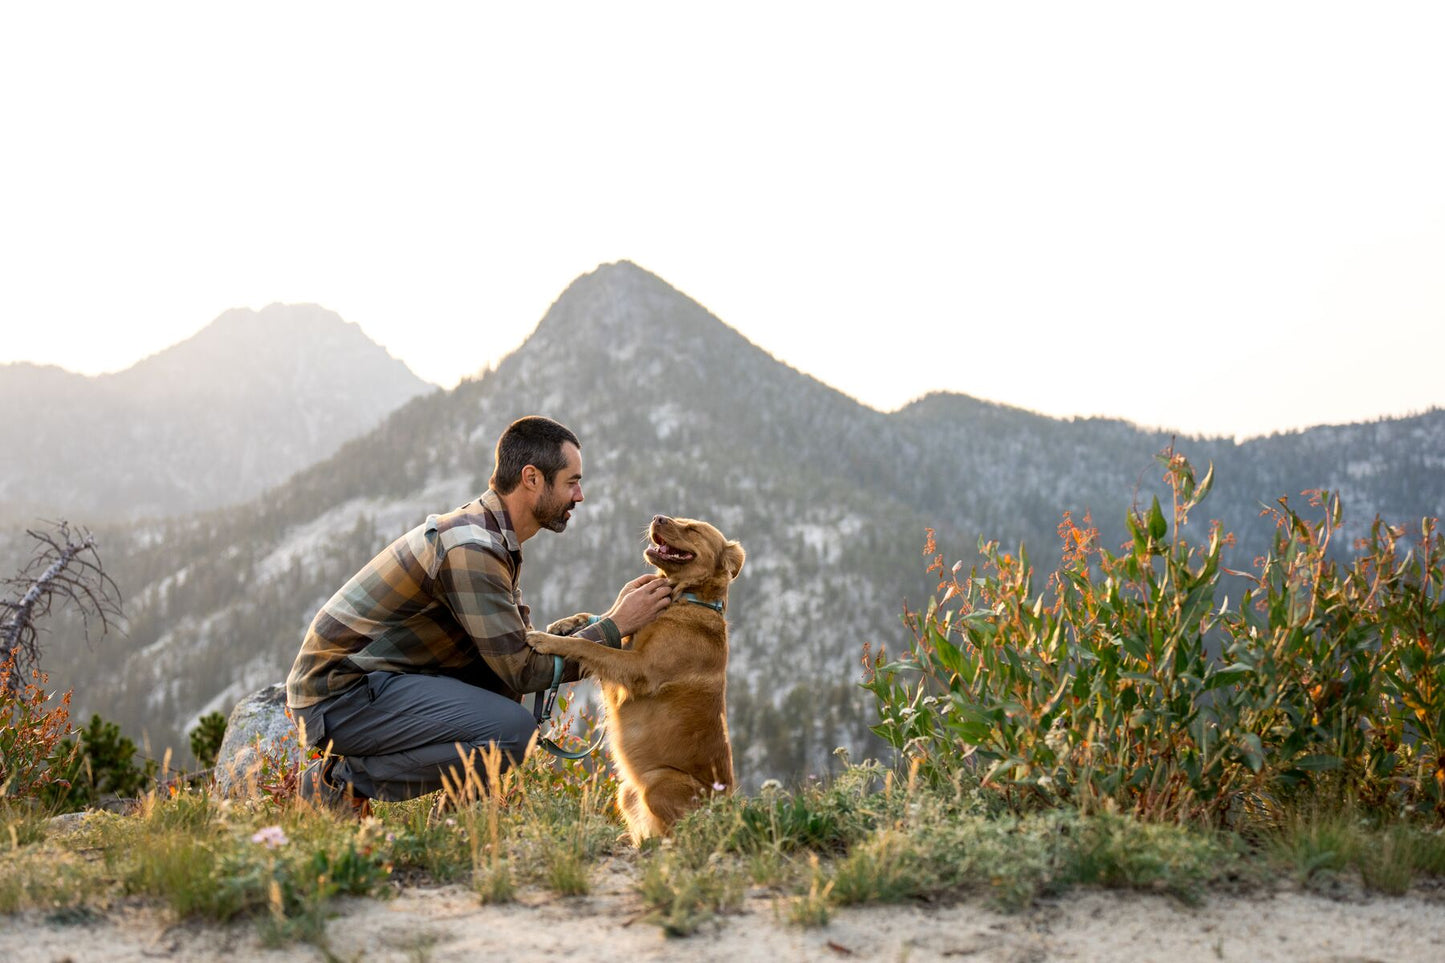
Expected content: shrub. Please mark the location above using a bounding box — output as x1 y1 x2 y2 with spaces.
0 652 75 801
44 714 157 811
865 450 1445 825
189 712 228 770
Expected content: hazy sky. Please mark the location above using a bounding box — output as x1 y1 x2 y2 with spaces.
3 3 1442 440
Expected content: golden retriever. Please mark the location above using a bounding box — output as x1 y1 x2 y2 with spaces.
529 514 744 843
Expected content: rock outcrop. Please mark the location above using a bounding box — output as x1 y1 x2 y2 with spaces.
212 683 302 797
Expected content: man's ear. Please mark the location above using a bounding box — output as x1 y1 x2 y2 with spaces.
521 464 541 492
721 541 745 580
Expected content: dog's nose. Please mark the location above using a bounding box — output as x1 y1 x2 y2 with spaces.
652 514 671 526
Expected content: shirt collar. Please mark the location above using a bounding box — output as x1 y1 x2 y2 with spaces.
479 488 522 554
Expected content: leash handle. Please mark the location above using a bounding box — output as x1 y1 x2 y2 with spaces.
532 617 606 759
540 654 563 719
532 615 591 723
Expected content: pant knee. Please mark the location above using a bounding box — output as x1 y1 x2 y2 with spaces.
469 701 538 762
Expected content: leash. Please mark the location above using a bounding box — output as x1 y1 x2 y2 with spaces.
532 624 607 761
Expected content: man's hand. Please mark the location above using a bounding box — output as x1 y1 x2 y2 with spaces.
604 573 672 637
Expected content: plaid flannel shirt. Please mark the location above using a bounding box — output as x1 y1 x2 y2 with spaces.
286 488 621 709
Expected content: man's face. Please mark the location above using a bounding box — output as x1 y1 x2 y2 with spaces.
532 442 584 534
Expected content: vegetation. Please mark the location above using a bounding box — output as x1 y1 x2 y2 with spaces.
189 711 228 770
42 713 159 812
1 452 1441 948
864 450 1444 824
0 653 74 800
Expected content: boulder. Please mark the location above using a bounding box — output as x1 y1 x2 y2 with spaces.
212 682 303 797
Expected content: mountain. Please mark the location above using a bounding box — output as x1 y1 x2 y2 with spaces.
23 262 1445 785
0 303 435 521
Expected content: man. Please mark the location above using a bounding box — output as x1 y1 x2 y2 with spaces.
285 415 671 809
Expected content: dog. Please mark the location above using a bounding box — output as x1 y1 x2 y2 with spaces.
529 514 744 843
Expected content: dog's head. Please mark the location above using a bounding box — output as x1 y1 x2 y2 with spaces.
645 514 745 594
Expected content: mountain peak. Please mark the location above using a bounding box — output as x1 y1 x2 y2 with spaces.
209 302 348 333
0 303 433 521
527 261 741 364
122 303 423 388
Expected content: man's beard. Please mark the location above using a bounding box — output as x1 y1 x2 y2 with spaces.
534 490 575 533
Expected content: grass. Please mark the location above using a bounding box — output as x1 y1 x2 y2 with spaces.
1 754 1442 948
1265 795 1445 895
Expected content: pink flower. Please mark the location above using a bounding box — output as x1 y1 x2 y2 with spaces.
250 825 289 849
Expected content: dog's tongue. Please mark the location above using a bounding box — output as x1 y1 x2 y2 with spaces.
655 541 694 561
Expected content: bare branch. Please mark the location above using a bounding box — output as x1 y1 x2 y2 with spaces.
0 519 124 689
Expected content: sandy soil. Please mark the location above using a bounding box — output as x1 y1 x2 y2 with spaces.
4 858 1443 963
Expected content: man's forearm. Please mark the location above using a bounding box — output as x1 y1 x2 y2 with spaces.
572 616 622 648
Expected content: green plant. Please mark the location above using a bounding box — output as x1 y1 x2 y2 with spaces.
864 450 1445 825
827 829 923 905
531 783 605 897
1230 505 1445 813
44 713 157 811
638 855 745 936
383 803 472 883
787 854 833 927
189 711 228 769
253 725 310 808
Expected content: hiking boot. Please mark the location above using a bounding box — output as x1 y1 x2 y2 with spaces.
297 755 372 819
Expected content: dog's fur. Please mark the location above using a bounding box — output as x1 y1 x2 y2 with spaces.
529 515 744 843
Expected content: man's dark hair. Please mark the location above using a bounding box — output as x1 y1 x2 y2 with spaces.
490 416 581 494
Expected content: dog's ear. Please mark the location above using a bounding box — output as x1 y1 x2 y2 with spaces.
720 540 745 580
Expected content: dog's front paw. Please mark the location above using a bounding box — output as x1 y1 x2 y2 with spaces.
545 613 593 636
527 631 568 655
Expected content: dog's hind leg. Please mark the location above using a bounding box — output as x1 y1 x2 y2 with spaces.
618 779 663 845
632 768 712 839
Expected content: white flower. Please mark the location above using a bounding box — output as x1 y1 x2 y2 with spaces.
712 782 727 792
250 825 289 849
1044 720 1069 756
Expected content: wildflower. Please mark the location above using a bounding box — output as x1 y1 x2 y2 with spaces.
357 816 386 848
1044 720 1069 757
712 782 726 792
250 825 289 849
760 779 783 793
445 817 457 828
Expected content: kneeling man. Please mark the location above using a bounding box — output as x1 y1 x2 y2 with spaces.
285 415 670 810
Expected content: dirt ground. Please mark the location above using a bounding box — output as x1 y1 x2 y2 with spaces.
3 860 1442 963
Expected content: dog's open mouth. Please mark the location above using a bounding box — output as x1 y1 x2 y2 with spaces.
647 539 695 563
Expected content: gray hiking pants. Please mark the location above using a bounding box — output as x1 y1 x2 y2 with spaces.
291 671 538 802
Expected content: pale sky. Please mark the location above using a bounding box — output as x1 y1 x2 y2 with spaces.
3 3 1442 440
